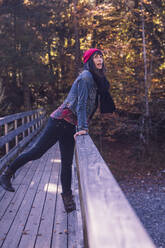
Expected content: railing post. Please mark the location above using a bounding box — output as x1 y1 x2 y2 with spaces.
31 114 34 132
35 113 38 129
22 117 25 138
27 115 30 135
40 111 43 126
14 119 18 146
4 123 9 154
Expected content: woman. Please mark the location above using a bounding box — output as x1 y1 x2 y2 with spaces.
0 48 116 213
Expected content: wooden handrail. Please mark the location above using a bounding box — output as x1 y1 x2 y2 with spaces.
0 115 44 147
75 135 156 248
0 110 40 125
0 109 46 171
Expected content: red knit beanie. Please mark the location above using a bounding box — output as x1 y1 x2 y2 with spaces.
83 48 102 64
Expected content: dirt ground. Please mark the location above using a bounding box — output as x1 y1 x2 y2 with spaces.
95 135 165 248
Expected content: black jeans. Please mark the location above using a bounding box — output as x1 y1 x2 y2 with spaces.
9 117 76 194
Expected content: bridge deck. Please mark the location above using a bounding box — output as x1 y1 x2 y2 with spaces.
0 143 79 248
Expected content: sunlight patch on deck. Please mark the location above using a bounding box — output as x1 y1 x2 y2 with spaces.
44 183 60 193
51 159 61 163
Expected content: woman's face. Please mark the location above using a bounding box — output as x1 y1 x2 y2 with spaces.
93 53 104 70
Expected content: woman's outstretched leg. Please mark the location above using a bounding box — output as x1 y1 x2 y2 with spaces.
0 117 59 192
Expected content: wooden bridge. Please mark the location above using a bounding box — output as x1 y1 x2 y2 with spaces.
0 110 156 248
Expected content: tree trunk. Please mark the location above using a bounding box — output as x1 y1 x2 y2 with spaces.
140 0 150 150
47 40 54 85
73 0 81 76
12 11 17 87
22 71 31 111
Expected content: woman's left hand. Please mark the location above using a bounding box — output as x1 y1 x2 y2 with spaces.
74 130 88 139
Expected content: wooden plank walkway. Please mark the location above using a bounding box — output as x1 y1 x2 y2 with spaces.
0 143 81 248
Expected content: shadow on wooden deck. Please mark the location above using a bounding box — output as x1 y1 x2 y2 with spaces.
0 143 81 248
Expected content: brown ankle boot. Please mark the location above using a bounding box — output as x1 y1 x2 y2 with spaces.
0 168 15 192
61 192 76 213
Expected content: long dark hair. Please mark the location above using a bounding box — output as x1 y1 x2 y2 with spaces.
84 51 110 94
83 51 106 78
83 51 116 114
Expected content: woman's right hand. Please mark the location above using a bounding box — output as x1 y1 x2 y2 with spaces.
74 130 88 139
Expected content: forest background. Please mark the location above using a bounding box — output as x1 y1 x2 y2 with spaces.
0 0 165 167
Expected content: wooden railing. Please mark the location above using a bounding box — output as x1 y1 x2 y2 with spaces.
0 109 46 171
75 135 156 248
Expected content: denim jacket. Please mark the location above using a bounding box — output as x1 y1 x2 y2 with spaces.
62 70 97 131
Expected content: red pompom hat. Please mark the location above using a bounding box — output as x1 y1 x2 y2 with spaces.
83 48 102 64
